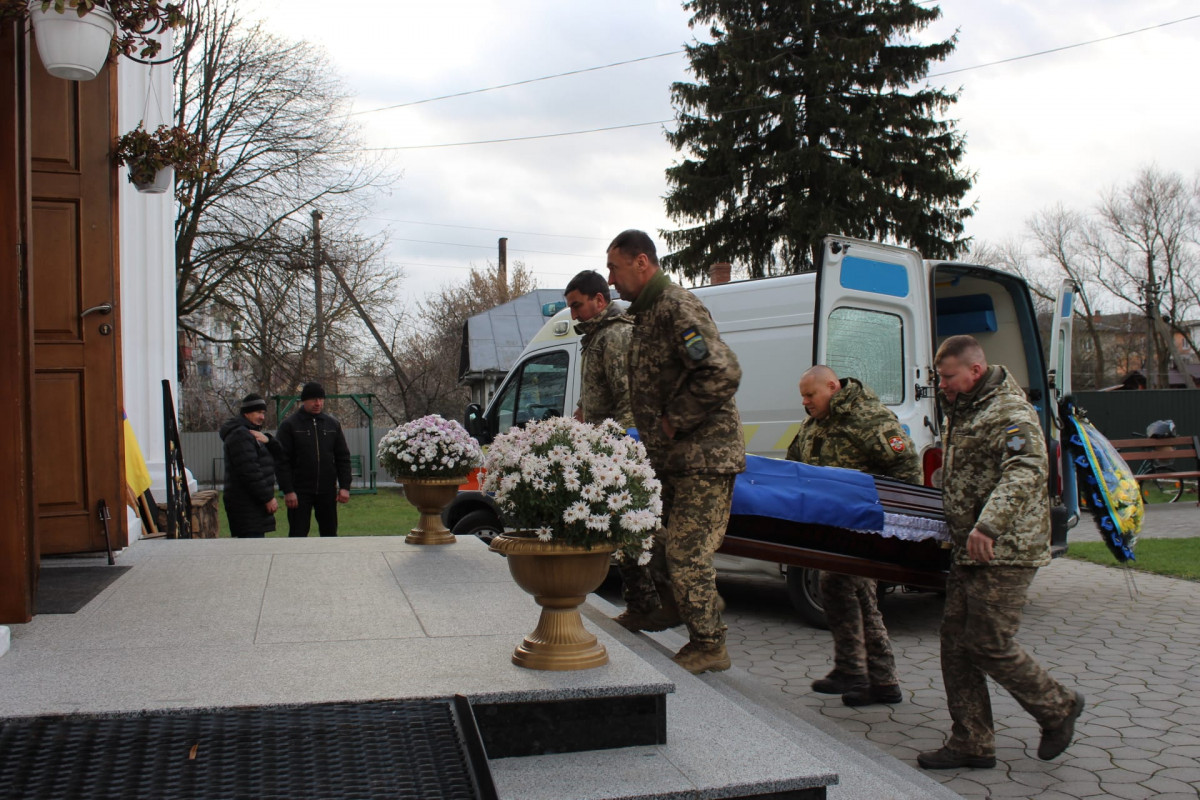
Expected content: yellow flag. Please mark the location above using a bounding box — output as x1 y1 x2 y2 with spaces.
123 410 152 497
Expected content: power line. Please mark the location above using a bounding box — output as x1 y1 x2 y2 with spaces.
350 0 945 117
350 51 682 116
363 120 668 151
394 259 585 277
390 236 596 258
928 13 1200 79
367 216 609 241
362 12 1200 151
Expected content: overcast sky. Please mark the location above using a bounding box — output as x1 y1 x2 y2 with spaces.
241 0 1200 308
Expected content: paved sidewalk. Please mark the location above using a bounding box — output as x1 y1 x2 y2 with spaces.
719 507 1200 800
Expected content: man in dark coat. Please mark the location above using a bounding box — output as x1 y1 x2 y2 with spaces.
220 393 282 538
275 381 352 537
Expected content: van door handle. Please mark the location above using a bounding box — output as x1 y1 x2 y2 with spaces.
81 302 113 318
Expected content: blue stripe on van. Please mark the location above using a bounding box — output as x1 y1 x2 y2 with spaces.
839 256 909 297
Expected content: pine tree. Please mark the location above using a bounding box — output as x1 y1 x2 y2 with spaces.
663 0 974 279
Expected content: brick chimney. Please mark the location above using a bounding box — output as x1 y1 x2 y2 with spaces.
709 262 732 285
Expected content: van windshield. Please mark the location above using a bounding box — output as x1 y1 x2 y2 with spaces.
491 350 570 433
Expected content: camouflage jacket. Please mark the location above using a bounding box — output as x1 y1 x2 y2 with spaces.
785 378 921 484
940 365 1051 567
627 273 746 476
575 303 634 428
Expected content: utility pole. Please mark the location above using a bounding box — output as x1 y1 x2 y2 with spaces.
312 209 326 384
498 237 508 302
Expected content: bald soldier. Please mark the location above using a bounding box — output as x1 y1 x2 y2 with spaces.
786 366 920 706
918 335 1083 770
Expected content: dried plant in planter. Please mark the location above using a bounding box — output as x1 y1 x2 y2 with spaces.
113 123 216 187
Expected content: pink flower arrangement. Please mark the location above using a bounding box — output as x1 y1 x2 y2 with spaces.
377 414 482 479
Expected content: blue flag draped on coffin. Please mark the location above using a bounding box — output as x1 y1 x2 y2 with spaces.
1065 407 1141 562
731 454 884 532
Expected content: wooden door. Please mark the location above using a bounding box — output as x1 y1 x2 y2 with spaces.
29 49 124 555
0 19 37 622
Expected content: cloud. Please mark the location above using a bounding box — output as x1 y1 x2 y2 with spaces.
243 0 1200 302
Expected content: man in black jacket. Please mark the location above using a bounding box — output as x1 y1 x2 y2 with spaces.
276 382 352 537
220 393 282 538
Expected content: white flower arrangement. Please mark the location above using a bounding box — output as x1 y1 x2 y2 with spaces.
481 416 660 564
377 414 483 480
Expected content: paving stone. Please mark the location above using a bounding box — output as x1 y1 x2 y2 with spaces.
940 775 999 796
1068 757 1118 773
1150 752 1200 769
1153 765 1200 785
1093 766 1159 784
1008 768 1063 790
717 554 1200 800
1141 775 1200 796
1099 781 1163 800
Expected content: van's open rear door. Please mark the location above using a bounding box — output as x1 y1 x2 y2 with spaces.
1048 280 1079 540
1047 280 1076 403
815 236 932 451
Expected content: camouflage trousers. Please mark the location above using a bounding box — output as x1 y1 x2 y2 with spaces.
620 473 733 646
819 571 897 686
941 564 1076 756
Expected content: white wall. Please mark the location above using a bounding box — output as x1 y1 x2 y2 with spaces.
117 47 180 540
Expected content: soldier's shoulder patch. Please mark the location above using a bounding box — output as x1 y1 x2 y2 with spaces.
1005 424 1028 452
682 327 709 361
888 436 906 453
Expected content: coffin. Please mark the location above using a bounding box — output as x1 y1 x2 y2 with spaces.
719 458 951 590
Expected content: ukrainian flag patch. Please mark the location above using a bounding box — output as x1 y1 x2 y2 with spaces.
1005 425 1021 435
682 327 709 361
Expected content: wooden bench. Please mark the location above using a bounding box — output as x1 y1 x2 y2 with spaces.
1108 435 1200 506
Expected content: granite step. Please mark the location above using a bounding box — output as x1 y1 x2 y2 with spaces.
487 595 964 800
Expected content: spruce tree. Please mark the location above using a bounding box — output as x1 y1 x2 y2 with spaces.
663 0 974 278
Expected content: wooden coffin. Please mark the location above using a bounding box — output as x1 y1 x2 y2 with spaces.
719 477 951 590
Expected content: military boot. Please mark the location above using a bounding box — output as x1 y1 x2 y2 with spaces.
672 642 731 674
917 747 996 770
810 669 867 695
842 683 903 707
1037 691 1085 761
613 607 682 632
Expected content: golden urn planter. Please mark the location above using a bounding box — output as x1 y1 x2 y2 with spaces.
397 476 466 545
490 533 615 671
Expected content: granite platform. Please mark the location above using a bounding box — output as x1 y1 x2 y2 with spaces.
1 535 852 799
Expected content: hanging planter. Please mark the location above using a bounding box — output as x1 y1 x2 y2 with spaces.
134 165 172 194
113 123 215 193
27 1 116 81
0 1 190 82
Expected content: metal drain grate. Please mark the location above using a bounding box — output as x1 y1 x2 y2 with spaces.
0 698 495 800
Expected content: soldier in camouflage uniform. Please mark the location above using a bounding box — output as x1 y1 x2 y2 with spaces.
606 229 746 674
564 270 634 428
785 366 920 707
564 271 660 623
918 335 1084 771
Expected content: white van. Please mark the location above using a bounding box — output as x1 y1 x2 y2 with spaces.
450 235 1077 623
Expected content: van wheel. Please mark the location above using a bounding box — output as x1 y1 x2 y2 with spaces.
786 567 829 629
451 510 503 544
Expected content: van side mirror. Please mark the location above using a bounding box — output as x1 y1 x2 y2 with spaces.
465 403 487 441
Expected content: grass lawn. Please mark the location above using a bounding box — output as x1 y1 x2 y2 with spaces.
215 488 420 537
1065 537 1200 582
1139 480 1199 505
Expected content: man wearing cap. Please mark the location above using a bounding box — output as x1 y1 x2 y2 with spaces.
275 382 352 537
219 393 283 538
